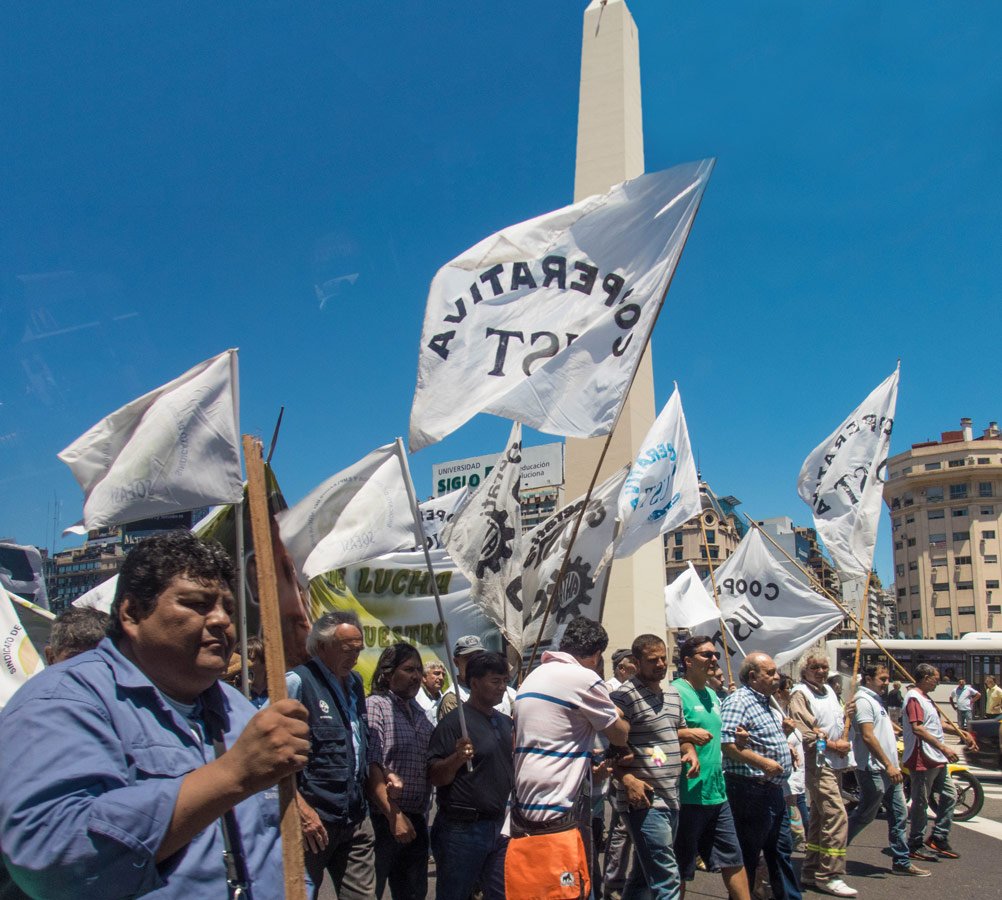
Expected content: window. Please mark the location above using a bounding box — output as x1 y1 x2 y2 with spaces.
958 606 976 615
927 486 944 501
896 564 905 576
675 533 683 546
953 508 969 517
935 608 951 616
705 529 715 543
908 560 918 570
932 581 949 591
987 580 1000 590
985 554 999 564
898 588 906 598
955 556 972 565
911 609 921 618
979 482 993 497
953 531 969 542
908 538 917 547
895 540 904 550
902 466 913 474
989 605 1002 613
948 459 966 468
906 514 915 524
950 484 968 500
910 585 920 594
928 509 945 520
892 517 902 528
903 492 914 507
924 462 941 471
891 497 901 510
929 533 947 544
957 581 974 590
931 556 948 566
673 549 683 561
985 530 997 539
978 457 991 465
981 505 995 515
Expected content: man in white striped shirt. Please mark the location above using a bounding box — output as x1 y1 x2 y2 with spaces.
511 617 629 873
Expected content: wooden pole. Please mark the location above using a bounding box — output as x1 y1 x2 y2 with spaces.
742 514 968 737
697 515 733 685
242 435 306 900
844 570 873 739
234 500 250 698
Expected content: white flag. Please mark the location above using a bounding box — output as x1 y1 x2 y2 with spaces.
691 529 843 668
797 366 899 581
58 350 243 534
73 575 118 614
614 385 701 561
278 443 413 581
409 161 714 451
442 423 524 650
413 486 469 552
1 584 45 708
518 466 629 648
664 561 721 630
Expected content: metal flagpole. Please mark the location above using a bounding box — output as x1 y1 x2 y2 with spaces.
394 438 473 771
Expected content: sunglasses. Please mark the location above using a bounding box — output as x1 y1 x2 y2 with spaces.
694 650 721 660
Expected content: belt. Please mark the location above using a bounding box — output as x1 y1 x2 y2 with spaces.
440 806 501 823
724 772 782 791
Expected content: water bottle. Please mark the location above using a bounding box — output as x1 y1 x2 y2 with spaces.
816 733 827 766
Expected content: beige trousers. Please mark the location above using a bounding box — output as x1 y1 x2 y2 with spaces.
802 765 848 883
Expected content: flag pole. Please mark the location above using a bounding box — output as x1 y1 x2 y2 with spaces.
742 514 968 737
698 515 733 685
844 570 872 739
394 438 473 771
523 172 714 676
234 500 250 698
242 435 306 900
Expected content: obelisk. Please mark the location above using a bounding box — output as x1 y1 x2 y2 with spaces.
565 0 666 654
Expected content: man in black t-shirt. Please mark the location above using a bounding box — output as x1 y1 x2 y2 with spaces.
427 652 513 900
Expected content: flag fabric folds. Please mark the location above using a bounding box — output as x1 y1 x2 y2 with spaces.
413 486 469 552
690 529 843 668
278 443 413 581
441 423 524 650
613 385 701 561
58 350 243 535
797 366 899 581
518 466 629 649
664 561 721 630
409 160 715 451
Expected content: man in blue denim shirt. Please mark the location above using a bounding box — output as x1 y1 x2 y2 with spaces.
0 531 310 900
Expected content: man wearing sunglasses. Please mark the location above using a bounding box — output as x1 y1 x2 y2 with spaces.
671 636 751 900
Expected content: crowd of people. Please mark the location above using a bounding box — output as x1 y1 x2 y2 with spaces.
0 531 985 900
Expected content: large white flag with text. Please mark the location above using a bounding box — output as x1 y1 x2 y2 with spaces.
614 385 701 561
797 366 899 581
518 466 629 648
442 423 524 650
691 529 843 667
1 584 45 708
59 350 243 534
413 487 469 552
278 443 413 581
409 161 714 451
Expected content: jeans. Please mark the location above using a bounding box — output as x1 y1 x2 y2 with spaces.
431 815 507 900
604 809 634 894
846 770 909 866
957 710 971 731
907 765 956 847
372 811 429 900
621 804 680 900
304 817 376 900
724 775 802 900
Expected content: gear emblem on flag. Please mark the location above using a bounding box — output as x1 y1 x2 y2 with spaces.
529 556 595 623
475 509 516 577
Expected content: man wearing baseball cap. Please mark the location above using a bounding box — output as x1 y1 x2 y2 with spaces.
438 635 515 722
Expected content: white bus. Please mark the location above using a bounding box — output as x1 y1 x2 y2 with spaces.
825 636 1002 712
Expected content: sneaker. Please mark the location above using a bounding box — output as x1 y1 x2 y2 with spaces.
925 837 960 859
815 879 858 897
892 863 931 877
908 847 937 862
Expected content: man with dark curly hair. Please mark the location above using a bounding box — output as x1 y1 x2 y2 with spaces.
0 530 310 900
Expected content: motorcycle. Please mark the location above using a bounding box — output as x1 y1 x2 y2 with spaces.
897 740 985 822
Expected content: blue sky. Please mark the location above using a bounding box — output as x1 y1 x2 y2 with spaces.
2 1 1000 587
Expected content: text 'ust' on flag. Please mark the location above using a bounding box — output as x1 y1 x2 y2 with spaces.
692 529 843 668
58 350 243 535
797 366 899 581
517 466 628 650
441 423 523 650
409 160 715 451
277 443 413 581
614 384 700 562
664 561 722 631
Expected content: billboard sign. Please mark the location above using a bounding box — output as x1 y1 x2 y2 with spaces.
433 442 563 496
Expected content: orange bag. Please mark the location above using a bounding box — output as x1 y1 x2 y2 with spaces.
504 827 590 900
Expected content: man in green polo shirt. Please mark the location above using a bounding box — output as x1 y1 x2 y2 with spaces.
672 635 751 900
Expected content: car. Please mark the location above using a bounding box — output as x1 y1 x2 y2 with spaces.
966 715 1002 770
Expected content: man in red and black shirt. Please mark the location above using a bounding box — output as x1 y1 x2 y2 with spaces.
901 664 978 861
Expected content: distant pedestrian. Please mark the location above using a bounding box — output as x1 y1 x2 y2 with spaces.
775 675 808 849
885 681 904 725
416 660 446 725
985 676 1002 716
949 678 980 732
245 635 269 708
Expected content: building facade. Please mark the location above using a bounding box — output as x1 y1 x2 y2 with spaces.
884 418 1002 638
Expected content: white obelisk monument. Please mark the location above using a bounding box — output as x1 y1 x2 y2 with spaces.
564 0 667 654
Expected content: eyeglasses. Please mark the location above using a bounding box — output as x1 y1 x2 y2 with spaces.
695 651 721 660
808 664 829 671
